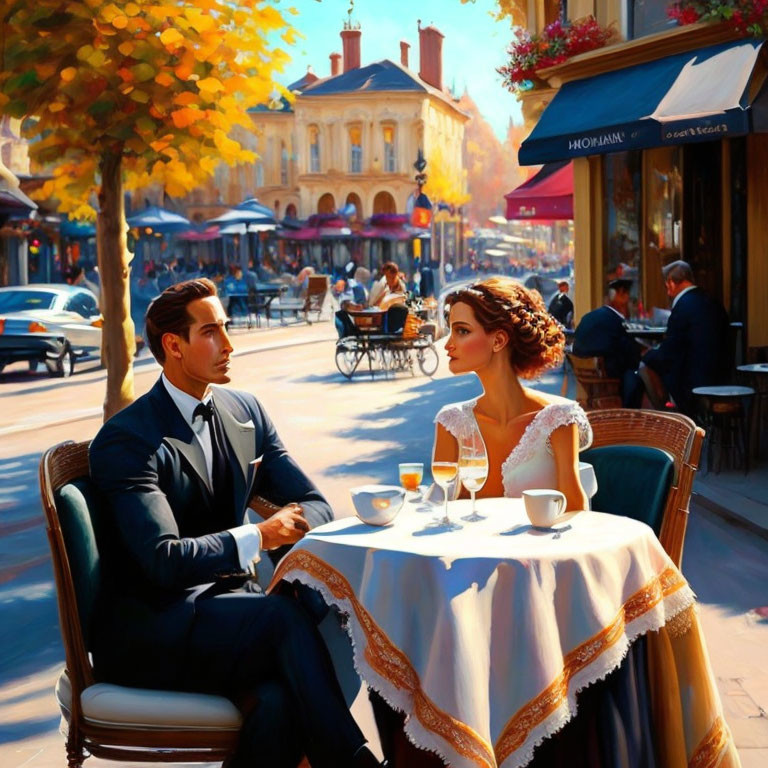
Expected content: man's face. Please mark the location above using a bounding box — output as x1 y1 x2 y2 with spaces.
665 278 678 299
612 288 631 313
168 296 233 392
385 271 399 290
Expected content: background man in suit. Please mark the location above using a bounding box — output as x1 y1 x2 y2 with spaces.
639 260 730 417
573 278 643 407
548 280 574 328
89 279 384 768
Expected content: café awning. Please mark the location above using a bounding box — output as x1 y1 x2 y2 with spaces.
519 40 768 166
505 161 573 220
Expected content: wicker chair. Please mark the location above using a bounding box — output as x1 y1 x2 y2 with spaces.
566 353 622 410
584 409 705 568
40 441 240 768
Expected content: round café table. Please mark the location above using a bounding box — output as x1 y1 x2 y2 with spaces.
269 498 736 768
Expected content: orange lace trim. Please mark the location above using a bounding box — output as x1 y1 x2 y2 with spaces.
495 566 687 764
689 716 729 768
271 550 497 768
271 554 687 768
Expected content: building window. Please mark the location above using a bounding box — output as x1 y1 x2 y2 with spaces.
280 142 289 186
349 125 362 173
383 125 396 173
630 0 677 39
309 126 320 173
256 162 264 188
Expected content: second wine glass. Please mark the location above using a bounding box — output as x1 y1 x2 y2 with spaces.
458 427 488 522
431 461 461 530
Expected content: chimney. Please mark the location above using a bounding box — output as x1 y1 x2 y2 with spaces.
418 23 444 91
400 41 410 69
330 52 342 77
340 21 361 72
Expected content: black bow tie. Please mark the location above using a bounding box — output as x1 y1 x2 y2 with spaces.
193 401 215 423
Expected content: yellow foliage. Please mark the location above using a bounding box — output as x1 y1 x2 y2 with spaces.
424 147 471 207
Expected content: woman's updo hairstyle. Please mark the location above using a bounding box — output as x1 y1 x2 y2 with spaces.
445 276 565 379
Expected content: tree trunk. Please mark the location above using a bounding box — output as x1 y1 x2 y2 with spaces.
96 147 136 421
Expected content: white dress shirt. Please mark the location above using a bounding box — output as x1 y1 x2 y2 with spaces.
672 284 696 308
162 374 262 572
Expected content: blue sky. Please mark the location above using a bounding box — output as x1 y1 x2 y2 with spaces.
276 0 523 138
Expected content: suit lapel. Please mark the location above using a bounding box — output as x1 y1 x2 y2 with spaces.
149 378 213 496
213 390 257 517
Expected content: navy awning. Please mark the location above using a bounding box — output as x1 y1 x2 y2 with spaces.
519 40 767 166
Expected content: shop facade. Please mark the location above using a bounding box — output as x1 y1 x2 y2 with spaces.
517 18 768 359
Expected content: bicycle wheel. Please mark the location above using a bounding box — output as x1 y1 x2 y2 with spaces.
417 343 439 376
335 343 361 379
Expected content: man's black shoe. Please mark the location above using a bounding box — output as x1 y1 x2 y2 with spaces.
352 744 388 767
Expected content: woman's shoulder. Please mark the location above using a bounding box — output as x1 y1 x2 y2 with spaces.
434 398 478 438
526 395 592 448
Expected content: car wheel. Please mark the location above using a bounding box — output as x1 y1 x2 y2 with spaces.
46 345 76 378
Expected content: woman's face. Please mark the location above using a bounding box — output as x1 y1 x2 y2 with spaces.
446 302 503 374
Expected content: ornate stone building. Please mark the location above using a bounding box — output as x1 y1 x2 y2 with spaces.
184 22 469 223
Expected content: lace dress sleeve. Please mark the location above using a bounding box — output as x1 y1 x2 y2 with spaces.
542 401 593 451
434 402 475 441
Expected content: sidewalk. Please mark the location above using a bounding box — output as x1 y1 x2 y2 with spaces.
694 463 768 541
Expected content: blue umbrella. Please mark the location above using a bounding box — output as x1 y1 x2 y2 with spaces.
61 217 96 238
207 198 276 226
127 205 191 233
206 199 276 271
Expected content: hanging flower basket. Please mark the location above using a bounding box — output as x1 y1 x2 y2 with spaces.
499 17 617 93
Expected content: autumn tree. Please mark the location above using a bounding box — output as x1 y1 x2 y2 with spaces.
0 0 295 418
424 146 471 208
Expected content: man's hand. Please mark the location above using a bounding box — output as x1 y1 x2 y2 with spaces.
257 503 309 550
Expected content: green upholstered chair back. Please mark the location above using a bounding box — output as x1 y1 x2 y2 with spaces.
581 445 675 536
53 477 103 650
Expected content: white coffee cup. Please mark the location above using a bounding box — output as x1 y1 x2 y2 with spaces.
523 489 567 528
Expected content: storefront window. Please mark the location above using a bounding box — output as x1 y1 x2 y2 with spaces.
603 151 642 312
644 146 682 312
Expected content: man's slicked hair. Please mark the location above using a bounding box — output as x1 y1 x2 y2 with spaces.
662 260 694 285
145 278 217 364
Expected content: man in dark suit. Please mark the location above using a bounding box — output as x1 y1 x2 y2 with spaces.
573 279 643 407
89 279 384 768
640 260 730 417
548 280 574 328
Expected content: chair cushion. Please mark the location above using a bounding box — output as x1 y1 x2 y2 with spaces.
54 479 104 647
580 445 675 536
56 670 242 731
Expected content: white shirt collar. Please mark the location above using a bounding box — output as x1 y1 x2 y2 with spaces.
606 305 626 321
162 373 211 427
672 284 696 307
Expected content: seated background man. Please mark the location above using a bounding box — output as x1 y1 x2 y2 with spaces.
548 280 574 328
368 261 406 308
640 260 730 417
89 279 384 768
573 278 643 407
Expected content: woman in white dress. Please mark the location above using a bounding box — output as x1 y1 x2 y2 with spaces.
433 276 591 510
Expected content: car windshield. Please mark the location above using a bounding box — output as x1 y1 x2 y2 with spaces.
0 290 58 312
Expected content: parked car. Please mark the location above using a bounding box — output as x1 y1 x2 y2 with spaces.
0 284 102 377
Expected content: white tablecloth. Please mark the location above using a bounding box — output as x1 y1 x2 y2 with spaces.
270 498 695 768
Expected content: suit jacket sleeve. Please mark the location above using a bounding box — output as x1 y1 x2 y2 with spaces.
643 304 687 374
90 423 240 591
250 398 333 530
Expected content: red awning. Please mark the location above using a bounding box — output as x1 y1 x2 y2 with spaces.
505 161 573 220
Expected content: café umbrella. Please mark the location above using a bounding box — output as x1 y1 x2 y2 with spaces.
207 199 277 270
126 205 191 233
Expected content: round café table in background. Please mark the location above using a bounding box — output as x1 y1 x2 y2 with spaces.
737 363 768 457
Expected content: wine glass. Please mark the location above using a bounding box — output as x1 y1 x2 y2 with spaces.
458 428 488 522
431 461 461 530
399 462 424 502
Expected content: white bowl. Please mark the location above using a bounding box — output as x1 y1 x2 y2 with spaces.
350 485 405 526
